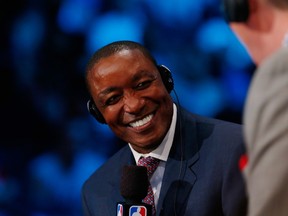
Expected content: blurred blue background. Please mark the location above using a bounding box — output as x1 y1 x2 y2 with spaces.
0 0 255 215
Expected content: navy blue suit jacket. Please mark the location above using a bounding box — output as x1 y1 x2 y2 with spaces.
82 107 247 216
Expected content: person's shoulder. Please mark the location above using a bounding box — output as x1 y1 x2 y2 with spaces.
195 113 243 137
269 47 288 63
179 107 244 155
82 145 131 190
180 106 242 129
258 47 288 76
250 47 288 97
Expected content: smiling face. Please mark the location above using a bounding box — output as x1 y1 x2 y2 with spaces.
87 49 173 153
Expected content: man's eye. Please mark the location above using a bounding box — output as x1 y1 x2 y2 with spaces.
105 95 121 105
136 80 152 90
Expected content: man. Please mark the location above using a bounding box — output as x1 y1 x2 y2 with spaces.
223 0 288 215
81 40 247 216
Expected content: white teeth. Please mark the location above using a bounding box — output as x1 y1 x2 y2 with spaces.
129 114 153 128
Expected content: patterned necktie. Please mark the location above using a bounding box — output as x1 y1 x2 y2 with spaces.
138 156 160 216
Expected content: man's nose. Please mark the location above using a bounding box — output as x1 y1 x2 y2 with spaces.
123 94 144 114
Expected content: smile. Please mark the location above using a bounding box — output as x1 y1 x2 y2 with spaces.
129 114 153 128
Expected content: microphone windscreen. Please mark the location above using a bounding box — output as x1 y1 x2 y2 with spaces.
120 165 149 202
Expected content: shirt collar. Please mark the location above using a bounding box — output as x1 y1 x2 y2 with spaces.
129 103 177 163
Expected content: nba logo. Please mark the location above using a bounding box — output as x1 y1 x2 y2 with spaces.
117 203 123 216
129 205 147 216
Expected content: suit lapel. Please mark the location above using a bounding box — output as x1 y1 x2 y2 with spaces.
157 107 200 215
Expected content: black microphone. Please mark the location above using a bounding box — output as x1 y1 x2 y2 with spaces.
116 165 152 216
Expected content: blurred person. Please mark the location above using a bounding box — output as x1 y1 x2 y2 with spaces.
223 0 288 215
81 40 247 216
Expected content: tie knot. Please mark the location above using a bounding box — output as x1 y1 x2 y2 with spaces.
138 156 160 178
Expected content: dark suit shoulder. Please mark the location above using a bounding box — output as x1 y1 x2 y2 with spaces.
179 106 242 134
81 146 132 215
172 106 244 162
188 109 243 148
82 145 132 192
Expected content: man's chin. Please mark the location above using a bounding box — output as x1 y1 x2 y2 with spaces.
130 141 160 154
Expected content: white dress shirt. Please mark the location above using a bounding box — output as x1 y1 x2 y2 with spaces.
129 103 177 208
